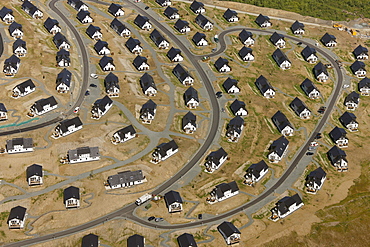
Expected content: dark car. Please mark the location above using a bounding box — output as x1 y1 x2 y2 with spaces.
315 133 322 139
145 6 149 10
155 217 164 222
297 42 302 45
216 91 222 98
85 90 90 96
318 106 326 114
148 216 155 221
198 214 202 219
90 83 97 88
306 152 314 156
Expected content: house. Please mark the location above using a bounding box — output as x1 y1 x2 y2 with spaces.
192 32 208 46
290 97 311 119
56 49 70 67
26 164 43 186
107 170 145 189
8 22 23 39
167 47 183 62
190 0 205 14
301 46 318 63
329 126 348 148
86 24 102 40
239 29 254 46
244 160 269 186
134 15 152 31
270 32 286 48
94 40 111 55
177 233 198 247
12 79 36 98
151 140 178 163
174 19 190 33
226 116 244 142
68 146 100 164
204 147 228 173
21 0 43 19
104 72 120 97
300 78 321 99
140 73 157 96
82 234 99 247
3 55 20 76
30 96 58 116
223 8 238 22
353 45 368 60
127 234 145 247
230 99 247 116
125 37 143 54
111 125 136 144
182 111 196 134
44 17 61 34
270 194 303 221
291 20 305 35
164 6 179 20
184 86 199 108
110 18 130 37
108 3 124 17
217 221 241 245
272 110 294 136
350 60 366 78
156 0 171 7
238 46 254 61
195 14 213 30
53 117 83 138
56 68 72 93
64 186 80 208
0 7 14 24
99 56 115 71
327 145 348 171
53 32 70 50
255 75 275 98
68 0 88 11
272 48 291 69
344 91 360 110
150 29 169 49
164 190 183 213
305 167 327 194
358 77 370 96
313 62 329 82
13 39 27 57
339 111 358 132
133 56 150 71
77 10 93 24
91 95 113 119
214 57 231 73
173 64 194 85
321 33 337 47
268 136 289 163
255 14 271 27
140 99 157 124
7 206 27 229
6 138 33 153
223 77 240 94
208 181 239 204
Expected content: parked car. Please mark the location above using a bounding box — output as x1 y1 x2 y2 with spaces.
90 83 97 88
306 152 314 156
318 106 326 114
148 216 155 221
155 217 164 222
198 214 202 219
73 107 80 113
145 6 149 9
85 90 90 96
315 133 322 139
90 73 98 79
216 91 222 98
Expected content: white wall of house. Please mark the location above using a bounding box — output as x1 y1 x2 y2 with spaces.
354 69 366 78
103 63 115 71
7 145 33 154
197 39 208 46
168 202 182 212
65 198 80 208
243 37 254 46
8 218 25 229
299 109 311 119
306 54 318 63
360 88 370 95
294 29 304 35
33 104 58 115
227 85 240 94
218 64 231 73
280 60 291 70
242 53 254 61
98 47 111 55
183 123 196 133
186 98 199 108
281 126 294 136
141 22 152 30
336 137 348 148
28 175 43 186
216 190 239 202
235 108 248 116
263 89 275 98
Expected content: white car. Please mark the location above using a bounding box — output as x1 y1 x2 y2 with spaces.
90 73 98 79
74 107 80 113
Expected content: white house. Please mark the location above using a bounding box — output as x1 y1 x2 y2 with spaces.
268 136 289 163
140 73 157 96
56 49 70 67
230 99 248 116
314 62 329 82
9 22 23 39
270 194 303 221
217 221 241 245
110 18 131 37
223 77 240 94
344 91 360 110
192 32 208 46
190 1 205 14
108 3 124 17
107 170 146 189
255 14 271 27
358 77 370 96
56 68 72 93
91 95 113 119
7 206 27 229
270 32 286 48
77 10 93 24
94 40 111 55
290 97 311 119
156 0 171 7
339 111 358 132
26 164 43 186
321 33 337 47
0 7 14 24
353 45 368 60
44 17 61 34
223 8 239 22
86 24 102 40
111 125 136 144
0 103 7 121
207 181 239 204
134 15 152 31
133 56 150 71
21 1 43 19
3 55 20 76
150 29 169 49
64 186 80 208
125 37 143 54
29 96 58 116
238 46 254 61
140 99 157 124
244 160 269 186
6 138 33 154
272 111 294 136
301 78 321 99
104 72 120 97
239 29 254 46
163 6 179 20
174 19 191 34
167 47 183 62
182 111 197 134
327 145 348 172
12 79 35 98
272 49 291 70
151 140 178 164
255 75 275 98
164 190 183 213
195 14 213 31
214 57 231 73
53 33 70 50
13 39 27 57
68 146 100 164
291 20 305 35
173 64 194 86
305 167 326 194
204 147 228 173
225 116 244 142
184 87 199 109
99 56 115 71
301 46 318 64
350 60 366 78
53 117 83 138
329 126 348 148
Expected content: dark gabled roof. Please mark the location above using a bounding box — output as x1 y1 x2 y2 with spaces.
22 1 39 16
86 24 101 37
9 22 22 34
13 38 26 51
272 48 290 66
164 6 178 17
140 72 157 92
214 181 239 198
108 3 123 15
134 15 149 27
238 46 253 58
125 37 141 51
344 91 360 104
214 57 229 71
270 32 285 44
108 170 143 187
76 10 91 21
173 63 192 81
93 95 113 112
327 145 347 164
164 190 183 206
177 233 198 247
44 17 59 32
291 20 304 32
239 29 253 42
94 40 108 52
255 14 270 25
321 32 336 45
141 99 157 113
272 110 293 132
246 160 269 179
155 140 178 158
150 29 168 46
206 147 228 164
182 111 196 129
99 55 114 67
82 234 99 247
359 77 370 89
26 164 42 179
104 72 119 90
174 19 189 30
167 47 181 60
300 78 319 95
32 96 58 112
230 99 246 115
0 103 7 112
353 45 368 57
0 7 13 20
192 32 206 44
223 77 238 92
275 194 302 215
56 68 72 87
5 55 20 66
350 60 366 73
301 45 316 60
217 221 241 238
190 0 204 11
56 49 70 63
15 79 35 93
255 75 273 94
133 55 147 68
75 0 88 10
227 116 244 135
110 18 129 34
127 234 144 247
7 206 27 222
195 14 211 27
329 126 347 142
58 117 83 132
313 62 328 77
306 167 326 187
114 125 136 139
53 32 69 47
184 86 199 103
290 97 309 115
64 186 80 201
269 136 289 156
339 111 357 126
223 8 237 20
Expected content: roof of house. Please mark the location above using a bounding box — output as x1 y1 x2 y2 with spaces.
272 48 290 66
32 96 57 112
238 46 253 58
15 79 35 93
133 55 147 68
6 138 33 150
270 32 285 44
12 38 26 52
217 221 241 237
164 190 183 205
301 45 316 60
223 8 237 19
269 136 289 156
53 33 69 48
174 19 189 30
0 7 13 19
350 60 366 72
56 49 70 63
99 55 114 67
7 206 27 222
359 77 370 89
321 33 336 45
93 95 113 113
255 75 273 94
182 111 196 129
44 17 59 32
177 233 198 247
184 86 199 103
190 0 204 11
290 97 309 115
155 140 178 157
108 3 123 14
134 15 150 27
82 234 99 247
313 62 328 77
74 0 87 10
127 234 145 247
246 160 269 178
192 32 206 43
104 72 119 89
344 91 360 104
223 77 239 92
114 125 136 139
140 72 157 91
214 57 229 71
68 146 100 161
227 116 244 135
206 147 228 164
255 14 270 25
157 0 171 4
141 99 157 114
214 181 239 198
4 55 20 66
300 78 319 95
150 29 168 46
167 47 181 60
86 24 101 37
108 170 144 187
125 37 141 51
63 186 80 201
9 22 22 34
327 145 347 164
353 45 368 57
339 111 357 126
230 99 246 115
58 117 83 133
110 18 128 34
272 110 293 132
239 29 253 42
195 14 211 27
94 40 108 52
76 10 90 21
56 68 72 87
22 1 40 16
173 64 192 81
26 164 42 179
164 6 178 17
329 126 347 142
306 167 326 187
275 194 302 215
291 20 304 31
